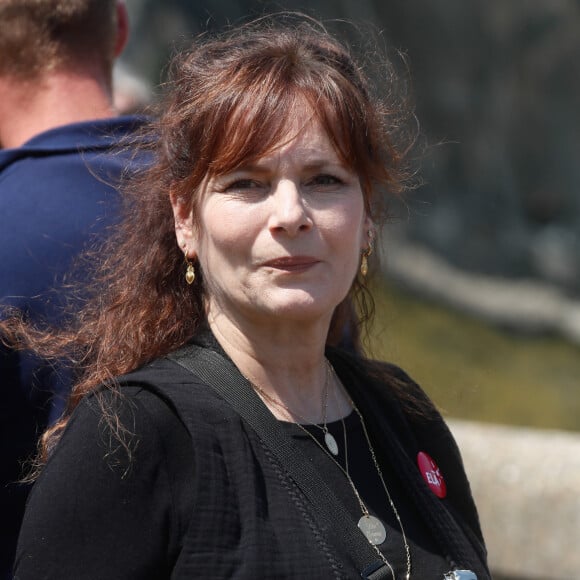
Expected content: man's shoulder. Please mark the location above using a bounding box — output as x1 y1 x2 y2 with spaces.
19 115 147 151
0 115 150 172
0 115 152 197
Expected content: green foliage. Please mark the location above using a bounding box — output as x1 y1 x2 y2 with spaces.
367 279 580 432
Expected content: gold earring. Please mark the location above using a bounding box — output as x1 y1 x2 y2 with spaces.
183 244 195 285
360 250 370 277
360 230 374 277
185 258 195 285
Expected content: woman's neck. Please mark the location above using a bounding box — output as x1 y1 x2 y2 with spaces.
207 311 350 423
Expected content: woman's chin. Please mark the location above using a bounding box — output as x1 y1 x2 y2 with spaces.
251 290 341 322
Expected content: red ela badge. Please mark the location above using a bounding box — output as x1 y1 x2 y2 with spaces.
417 451 447 498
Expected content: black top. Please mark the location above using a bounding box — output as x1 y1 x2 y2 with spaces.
14 341 489 579
293 413 447 573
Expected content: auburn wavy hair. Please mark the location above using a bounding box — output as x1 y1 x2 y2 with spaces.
1 14 418 470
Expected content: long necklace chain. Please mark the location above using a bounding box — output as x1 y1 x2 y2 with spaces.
293 414 400 579
330 364 412 580
248 359 412 579
349 400 412 579
295 366 412 580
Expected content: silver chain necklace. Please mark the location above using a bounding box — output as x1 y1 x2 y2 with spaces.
329 363 412 579
250 360 340 456
294 410 410 580
248 360 412 580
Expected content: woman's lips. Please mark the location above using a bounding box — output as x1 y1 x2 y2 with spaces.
263 256 320 271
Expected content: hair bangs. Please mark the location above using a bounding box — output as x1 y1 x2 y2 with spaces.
204 80 303 179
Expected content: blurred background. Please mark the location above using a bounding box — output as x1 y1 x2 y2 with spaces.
119 3 580 575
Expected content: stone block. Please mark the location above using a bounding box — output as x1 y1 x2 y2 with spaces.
449 420 580 579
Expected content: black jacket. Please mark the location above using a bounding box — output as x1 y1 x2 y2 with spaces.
15 346 489 579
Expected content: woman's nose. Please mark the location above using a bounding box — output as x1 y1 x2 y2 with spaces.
268 180 313 236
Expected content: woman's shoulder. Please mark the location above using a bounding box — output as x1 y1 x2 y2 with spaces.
16 383 194 579
328 348 486 548
116 355 242 426
46 381 191 481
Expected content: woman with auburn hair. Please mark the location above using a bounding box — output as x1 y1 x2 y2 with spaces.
9 14 489 580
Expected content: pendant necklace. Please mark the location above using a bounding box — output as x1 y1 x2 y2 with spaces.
250 360 340 456
247 360 411 578
292 365 412 580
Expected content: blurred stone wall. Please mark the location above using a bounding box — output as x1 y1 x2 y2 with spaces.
450 420 580 579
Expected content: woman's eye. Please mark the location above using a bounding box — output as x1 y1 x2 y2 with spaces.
309 174 343 187
225 179 262 190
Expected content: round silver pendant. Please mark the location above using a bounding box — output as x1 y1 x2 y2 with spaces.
324 432 339 456
358 514 387 545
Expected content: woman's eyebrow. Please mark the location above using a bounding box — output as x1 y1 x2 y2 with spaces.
234 157 344 173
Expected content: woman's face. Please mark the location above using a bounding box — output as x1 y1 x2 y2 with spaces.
173 113 371 330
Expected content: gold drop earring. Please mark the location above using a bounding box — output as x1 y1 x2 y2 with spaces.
360 230 374 277
183 245 195 285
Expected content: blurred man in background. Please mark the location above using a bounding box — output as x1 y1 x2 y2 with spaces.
0 1 150 577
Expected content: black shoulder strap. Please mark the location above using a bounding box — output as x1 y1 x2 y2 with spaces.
168 344 391 580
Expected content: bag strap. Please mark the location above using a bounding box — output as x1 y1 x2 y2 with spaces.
168 344 392 580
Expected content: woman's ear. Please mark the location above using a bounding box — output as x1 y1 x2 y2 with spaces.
170 190 197 257
361 216 375 250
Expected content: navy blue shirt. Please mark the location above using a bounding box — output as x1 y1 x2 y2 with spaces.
0 116 150 579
